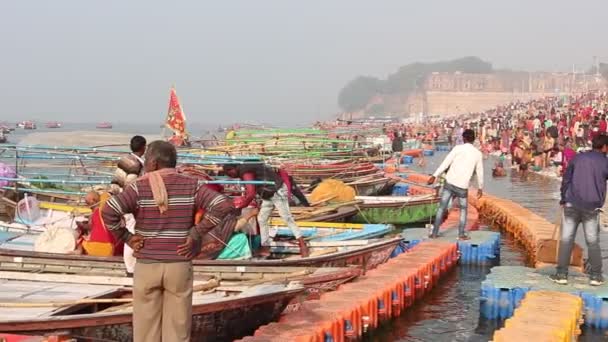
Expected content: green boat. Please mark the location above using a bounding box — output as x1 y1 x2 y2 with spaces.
350 195 439 225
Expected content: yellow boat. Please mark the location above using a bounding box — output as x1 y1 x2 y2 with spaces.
269 219 365 230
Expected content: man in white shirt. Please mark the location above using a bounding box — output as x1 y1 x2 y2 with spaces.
111 135 146 277
427 129 484 240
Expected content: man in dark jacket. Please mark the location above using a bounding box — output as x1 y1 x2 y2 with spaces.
392 133 404 155
392 132 404 166
551 135 608 286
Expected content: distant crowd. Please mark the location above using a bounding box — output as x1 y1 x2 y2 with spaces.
383 90 608 176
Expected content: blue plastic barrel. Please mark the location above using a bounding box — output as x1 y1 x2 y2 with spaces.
391 182 409 196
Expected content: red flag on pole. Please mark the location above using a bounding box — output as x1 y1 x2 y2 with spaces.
166 87 187 136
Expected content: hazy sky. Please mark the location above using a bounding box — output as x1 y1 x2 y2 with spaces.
1 0 607 126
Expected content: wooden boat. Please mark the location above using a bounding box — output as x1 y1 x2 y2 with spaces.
96 122 112 129
268 224 395 254
0 123 14 134
0 274 304 341
0 236 401 273
205 237 401 270
23 121 36 130
401 149 423 157
347 175 396 196
0 332 57 341
269 220 370 229
0 254 360 304
302 205 358 222
45 122 62 129
283 162 380 184
350 194 440 225
16 121 36 129
275 204 358 222
270 223 394 241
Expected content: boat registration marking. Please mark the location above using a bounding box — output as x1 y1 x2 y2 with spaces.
236 266 246 272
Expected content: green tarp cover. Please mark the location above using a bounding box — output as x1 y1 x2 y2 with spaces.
351 202 439 225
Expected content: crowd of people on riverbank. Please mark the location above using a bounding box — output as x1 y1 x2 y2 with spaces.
420 115 608 287
385 90 608 177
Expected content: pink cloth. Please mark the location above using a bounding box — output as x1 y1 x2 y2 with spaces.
0 163 15 187
277 169 292 200
563 147 576 170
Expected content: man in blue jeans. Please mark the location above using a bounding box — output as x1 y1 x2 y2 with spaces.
551 134 608 286
427 129 484 240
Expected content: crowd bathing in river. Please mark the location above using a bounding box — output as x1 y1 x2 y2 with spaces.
6 90 608 341
385 91 608 177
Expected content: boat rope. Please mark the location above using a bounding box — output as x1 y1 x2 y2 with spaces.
205 230 245 258
353 204 372 224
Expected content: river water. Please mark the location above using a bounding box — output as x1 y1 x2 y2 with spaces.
368 152 607 342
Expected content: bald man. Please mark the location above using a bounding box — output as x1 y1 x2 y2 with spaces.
81 191 124 256
84 191 100 207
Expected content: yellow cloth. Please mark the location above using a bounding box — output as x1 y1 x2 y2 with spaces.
310 179 356 203
82 241 114 256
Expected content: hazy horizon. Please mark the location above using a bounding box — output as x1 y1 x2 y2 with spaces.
2 0 607 125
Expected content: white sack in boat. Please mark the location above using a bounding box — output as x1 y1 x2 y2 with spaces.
123 214 136 273
34 225 78 254
14 196 41 225
25 210 80 233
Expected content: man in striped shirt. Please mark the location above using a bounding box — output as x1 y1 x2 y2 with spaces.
102 141 236 342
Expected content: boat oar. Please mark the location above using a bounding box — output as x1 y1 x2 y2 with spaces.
193 278 220 292
222 270 311 287
303 230 343 241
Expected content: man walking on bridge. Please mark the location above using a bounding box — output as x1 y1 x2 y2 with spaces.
427 129 484 240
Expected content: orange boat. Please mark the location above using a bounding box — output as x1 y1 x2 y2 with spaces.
401 149 423 157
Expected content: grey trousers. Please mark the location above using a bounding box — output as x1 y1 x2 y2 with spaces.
556 205 602 277
257 184 302 245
